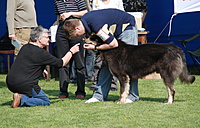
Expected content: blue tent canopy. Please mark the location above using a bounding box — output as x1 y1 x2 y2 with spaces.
0 0 200 67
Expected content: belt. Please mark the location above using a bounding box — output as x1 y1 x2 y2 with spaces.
15 27 35 30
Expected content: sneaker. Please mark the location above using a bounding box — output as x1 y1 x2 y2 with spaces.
125 99 134 103
85 97 100 103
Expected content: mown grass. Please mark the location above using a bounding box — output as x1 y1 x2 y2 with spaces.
0 74 200 128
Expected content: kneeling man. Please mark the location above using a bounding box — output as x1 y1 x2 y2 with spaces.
6 26 80 108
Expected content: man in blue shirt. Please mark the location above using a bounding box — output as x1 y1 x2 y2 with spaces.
63 9 139 103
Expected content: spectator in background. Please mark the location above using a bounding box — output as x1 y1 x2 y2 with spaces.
6 0 38 57
92 0 124 10
123 0 148 22
6 27 80 108
54 0 87 99
89 0 125 91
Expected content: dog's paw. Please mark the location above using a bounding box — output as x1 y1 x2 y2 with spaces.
117 101 125 104
164 100 173 104
116 100 126 104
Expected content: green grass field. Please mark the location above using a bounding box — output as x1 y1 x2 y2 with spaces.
0 74 200 128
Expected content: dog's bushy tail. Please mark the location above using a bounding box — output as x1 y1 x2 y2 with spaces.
179 64 195 84
178 51 195 84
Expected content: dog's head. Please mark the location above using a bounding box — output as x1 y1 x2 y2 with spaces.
84 34 125 47
84 34 103 46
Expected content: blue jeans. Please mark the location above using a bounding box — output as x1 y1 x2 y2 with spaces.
118 27 138 45
20 88 50 107
85 49 95 80
93 27 139 101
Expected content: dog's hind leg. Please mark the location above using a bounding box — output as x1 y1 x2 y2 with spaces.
117 75 130 104
162 77 176 104
165 85 175 104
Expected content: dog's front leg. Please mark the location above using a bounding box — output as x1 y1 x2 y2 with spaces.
117 75 130 104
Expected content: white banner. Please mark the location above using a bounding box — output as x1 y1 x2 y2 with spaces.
174 0 200 14
167 0 200 37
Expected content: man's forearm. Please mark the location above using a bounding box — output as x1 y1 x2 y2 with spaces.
68 10 88 18
95 38 119 50
62 51 73 66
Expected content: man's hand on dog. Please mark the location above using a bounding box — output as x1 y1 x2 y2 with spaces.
84 43 95 50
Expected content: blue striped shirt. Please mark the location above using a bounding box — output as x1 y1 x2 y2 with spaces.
54 0 87 15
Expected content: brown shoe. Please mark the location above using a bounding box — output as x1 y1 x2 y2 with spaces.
58 95 68 99
12 93 21 108
76 95 85 99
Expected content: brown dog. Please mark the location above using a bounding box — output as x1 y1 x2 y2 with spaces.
85 35 195 104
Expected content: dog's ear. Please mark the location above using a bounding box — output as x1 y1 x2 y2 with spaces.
93 35 104 46
90 35 101 41
84 34 104 46
84 35 97 45
85 35 90 39
89 35 97 41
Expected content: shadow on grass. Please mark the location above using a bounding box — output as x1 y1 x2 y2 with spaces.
140 97 184 103
140 97 167 103
44 89 94 101
1 100 12 106
1 94 94 107
1 99 64 107
0 81 7 88
1 95 185 107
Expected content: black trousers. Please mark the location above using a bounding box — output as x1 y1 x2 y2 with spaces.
56 21 86 96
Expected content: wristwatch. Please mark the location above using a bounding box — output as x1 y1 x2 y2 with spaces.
94 45 98 52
